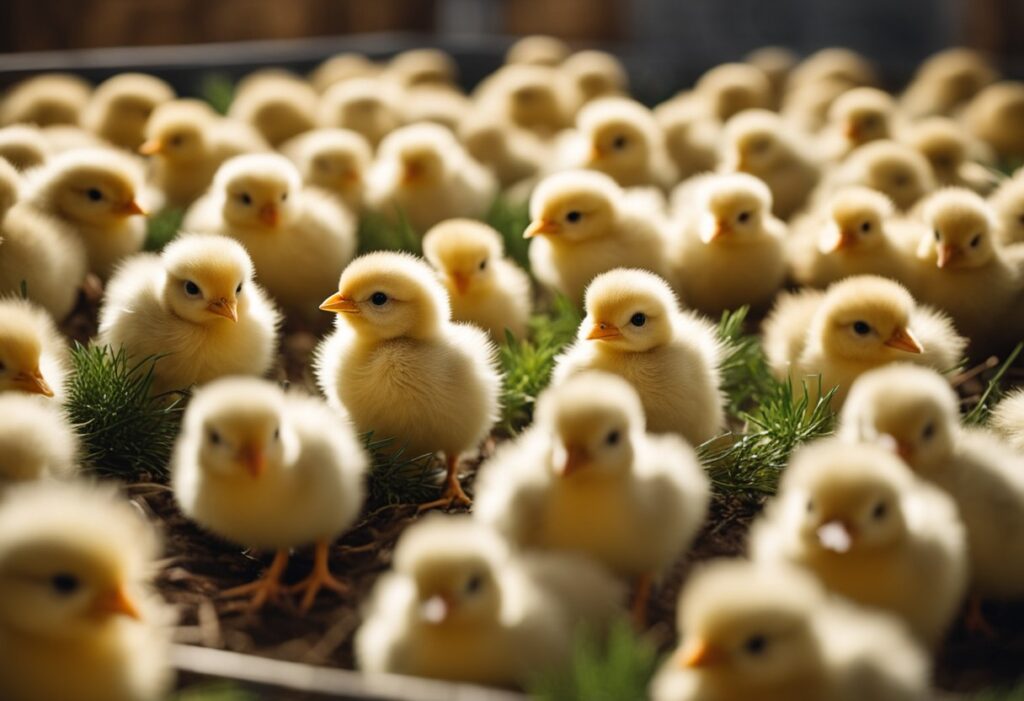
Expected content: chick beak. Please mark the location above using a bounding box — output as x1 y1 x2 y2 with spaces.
240 443 266 478
843 120 862 141
115 199 147 217
138 139 164 156
12 368 54 397
888 435 915 464
319 292 360 314
817 520 856 553
207 297 238 322
884 326 923 354
259 203 280 228
680 639 724 669
587 321 622 341
704 220 731 243
421 593 455 624
559 443 590 477
736 153 751 172
828 229 857 252
401 161 424 186
936 243 960 269
452 273 471 295
92 585 142 620
588 143 606 163
340 169 361 187
524 218 560 239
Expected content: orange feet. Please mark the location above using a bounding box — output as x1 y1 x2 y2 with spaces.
289 540 350 613
418 454 472 512
220 549 289 611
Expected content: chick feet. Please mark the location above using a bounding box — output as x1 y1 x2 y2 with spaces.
289 540 350 613
221 549 290 611
418 456 472 512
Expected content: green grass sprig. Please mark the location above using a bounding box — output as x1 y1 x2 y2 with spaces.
362 432 444 509
485 196 532 271
145 207 185 252
715 307 776 416
357 208 421 255
199 73 235 116
964 342 1023 426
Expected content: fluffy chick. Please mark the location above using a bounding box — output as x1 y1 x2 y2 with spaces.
0 74 91 127
422 219 531 341
672 173 787 315
81 73 175 150
818 140 935 212
0 394 77 489
746 46 799 107
22 147 147 279
525 170 672 303
458 109 547 188
991 389 1024 452
763 275 967 408
963 81 1024 160
280 128 371 212
0 298 70 401
173 377 367 611
228 71 318 148
786 48 878 96
314 252 500 509
355 514 625 686
552 269 724 445
781 77 853 136
822 87 896 159
0 482 173 701
750 438 967 646
901 47 998 119
97 234 281 396
0 124 51 171
366 123 497 234
309 53 380 93
561 50 629 107
399 85 472 134
694 62 773 123
506 35 571 67
654 99 720 179
316 78 402 148
988 168 1024 245
840 364 1024 602
649 559 929 701
385 49 458 90
475 65 573 137
903 117 998 194
185 153 356 318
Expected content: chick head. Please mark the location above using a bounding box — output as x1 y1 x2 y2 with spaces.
37 148 146 225
990 173 1024 244
160 234 254 325
505 35 571 67
318 78 401 140
724 110 789 173
0 394 76 485
582 268 677 352
915 48 997 107
498 65 569 130
0 300 58 398
814 276 924 361
695 63 772 122
387 49 457 89
0 482 158 640
526 170 620 243
829 87 893 146
578 97 657 173
673 560 824 685
214 153 301 230
788 48 877 93
536 371 643 480
0 124 50 171
905 117 969 181
0 158 21 217
320 251 449 341
920 187 996 269
88 73 174 148
294 129 371 195
561 50 629 103
847 141 934 211
423 219 505 298
394 515 505 629
820 186 894 254
696 173 773 245
140 99 217 161
842 364 958 473
378 123 457 190
182 377 291 482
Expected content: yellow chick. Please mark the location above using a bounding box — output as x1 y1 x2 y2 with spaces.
780 76 854 136
763 275 967 408
721 109 821 219
672 172 787 315
963 81 1024 161
97 234 281 396
552 269 724 445
0 124 51 171
280 127 371 213
81 73 175 151
316 78 403 148
474 371 710 620
475 64 574 137
173 377 368 611
385 48 458 90
22 147 146 279
822 87 896 159
355 514 625 686
654 99 720 179
819 140 935 212
0 298 70 401
525 170 673 303
0 160 87 320
309 52 380 94
185 153 356 318
314 252 500 509
0 482 173 701
366 123 497 234
788 186 908 288
649 559 929 701
561 50 630 107
422 219 532 341
903 117 999 194
140 99 269 207
0 73 91 127
506 35 572 67
901 47 998 119
694 63 773 123
0 394 77 490
750 438 967 646
746 46 799 107
400 85 472 133
458 109 547 189
992 389 1024 452
786 48 878 97
988 168 1024 245
228 71 319 148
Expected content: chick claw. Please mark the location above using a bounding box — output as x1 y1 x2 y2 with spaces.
220 549 289 611
418 461 472 512
289 540 350 613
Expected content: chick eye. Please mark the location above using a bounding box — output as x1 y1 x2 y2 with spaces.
566 210 582 224
465 574 484 594
370 291 388 306
235 282 243 294
0 360 5 372
240 193 252 206
184 280 202 297
893 174 910 187
970 234 982 248
51 573 80 596
872 501 888 520
86 188 103 202
852 320 872 336
753 139 769 152
806 499 815 514
281 192 288 202
922 422 936 440
612 135 628 150
630 312 647 327
273 427 280 441
744 634 768 656
860 221 872 233
479 259 488 271
169 135 184 147
208 429 222 445
737 211 751 224
605 430 621 446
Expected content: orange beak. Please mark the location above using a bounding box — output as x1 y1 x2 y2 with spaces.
319 292 360 313
452 273 470 295
884 326 923 354
704 221 731 243
817 519 856 553
401 161 424 185
827 229 857 252
340 169 361 187
206 297 238 322
883 434 915 464
524 218 560 239
560 443 590 477
12 369 54 397
843 121 862 141
587 322 622 340
92 585 142 620
936 243 960 269
680 639 724 669
736 153 751 172
138 139 164 156
115 199 147 217
588 143 605 163
240 442 266 478
259 203 280 227
421 593 455 624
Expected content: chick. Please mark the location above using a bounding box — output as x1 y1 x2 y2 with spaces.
694 63 773 123
0 74 91 127
788 186 908 288
0 394 77 489
0 124 51 171
786 48 878 97
506 35 572 67
400 86 472 133
0 160 87 320
763 275 967 408
185 153 356 318
475 65 573 138
991 389 1024 452
314 252 500 509
561 50 629 107
0 482 173 701
228 71 318 148
821 87 896 159
458 109 547 189
746 46 799 107
81 73 175 151
901 47 998 119
818 140 935 212
22 147 147 279
649 560 930 701
721 109 821 219
474 371 709 620
654 99 720 179
781 77 854 135
0 298 70 401
525 170 672 303
366 123 497 234
422 219 531 341
963 81 1024 161
672 173 787 315
309 53 380 94
355 514 625 686
988 168 1024 245
317 78 403 148
841 364 1024 604
173 377 367 611
385 48 458 90
280 128 371 213
552 269 724 445
98 234 281 396
141 99 269 207
903 117 999 194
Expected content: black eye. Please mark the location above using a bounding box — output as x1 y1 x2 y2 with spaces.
893 174 910 187
208 429 222 445
86 188 103 202
51 573 80 595
281 192 288 202
370 291 388 306
605 430 621 446
872 501 888 520
933 229 941 242
860 221 872 233
273 427 280 441
852 321 872 336
240 193 252 205
922 422 935 440
169 135 184 147
630 312 646 327
184 280 201 297
806 499 815 514
744 634 768 655
970 234 982 248
566 210 582 224
479 259 488 271
0 360 5 372
612 135 628 150
465 574 483 594
737 211 751 224
235 282 243 294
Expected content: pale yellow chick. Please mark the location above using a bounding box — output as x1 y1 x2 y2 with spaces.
0 74 91 127
458 109 547 189
506 35 571 67
654 99 720 179
316 78 403 148
475 65 573 137
963 81 1024 160
786 48 878 97
817 140 935 211
0 394 77 490
0 482 173 701
988 168 1024 245
0 124 51 171
0 298 70 402
399 85 472 133
780 77 853 135
422 219 532 341
992 389 1024 452
552 268 724 445
561 50 629 108
97 234 281 396
314 252 501 509
694 63 773 123
901 47 998 119
385 49 458 90
903 117 999 194
821 87 896 159
746 46 799 107
228 71 318 148
81 73 175 151
309 53 380 94
280 127 371 212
